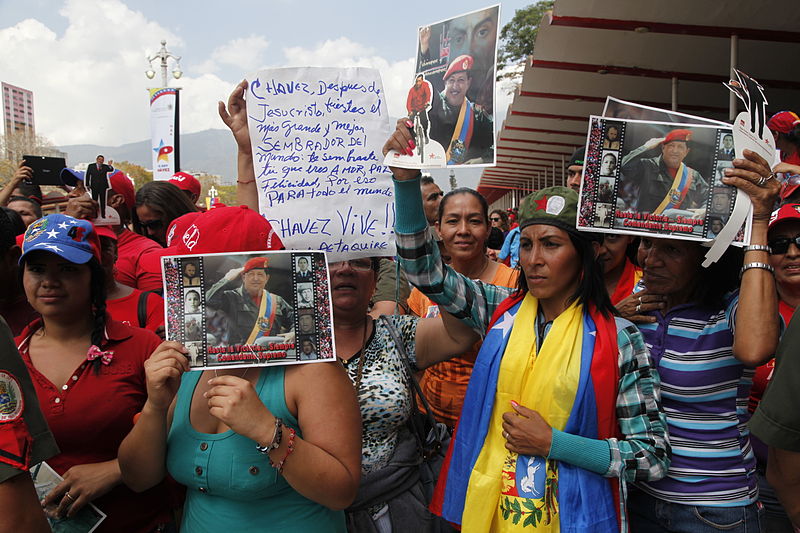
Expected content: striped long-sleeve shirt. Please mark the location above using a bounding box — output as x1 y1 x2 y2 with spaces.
633 289 759 507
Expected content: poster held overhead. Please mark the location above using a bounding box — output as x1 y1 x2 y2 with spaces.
385 5 499 169
577 115 748 244
245 67 395 261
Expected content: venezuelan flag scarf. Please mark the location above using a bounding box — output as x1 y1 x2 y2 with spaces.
431 293 620 532
610 259 643 306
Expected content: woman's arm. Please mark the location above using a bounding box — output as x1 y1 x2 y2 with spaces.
0 472 50 533
414 313 480 369
281 362 362 509
218 80 258 210
206 362 362 510
767 447 800 526
118 342 188 491
724 150 781 366
501 321 670 482
385 119 507 331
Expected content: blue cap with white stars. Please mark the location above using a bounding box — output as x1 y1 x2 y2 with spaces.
20 214 101 265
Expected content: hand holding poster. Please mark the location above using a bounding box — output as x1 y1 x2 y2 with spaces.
245 67 395 261
577 115 749 243
385 5 499 169
163 251 335 370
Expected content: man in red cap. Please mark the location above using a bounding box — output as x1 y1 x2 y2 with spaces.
206 255 293 347
621 128 709 214
168 172 202 205
767 110 800 173
429 54 494 165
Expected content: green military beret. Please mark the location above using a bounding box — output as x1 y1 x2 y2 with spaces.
518 186 579 236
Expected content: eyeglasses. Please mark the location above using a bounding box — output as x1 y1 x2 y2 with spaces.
329 258 373 272
490 217 501 222
768 235 800 255
139 219 164 230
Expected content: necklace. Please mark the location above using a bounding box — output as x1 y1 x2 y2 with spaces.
338 317 371 393
213 366 250 379
470 255 491 281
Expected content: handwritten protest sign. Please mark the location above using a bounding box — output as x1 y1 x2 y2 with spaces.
163 251 335 370
577 115 750 244
246 67 395 261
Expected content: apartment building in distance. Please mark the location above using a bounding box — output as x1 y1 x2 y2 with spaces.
2 82 35 137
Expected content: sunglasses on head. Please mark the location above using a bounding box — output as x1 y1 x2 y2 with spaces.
768 235 800 255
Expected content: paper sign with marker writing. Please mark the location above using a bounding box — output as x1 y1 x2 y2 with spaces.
246 67 395 261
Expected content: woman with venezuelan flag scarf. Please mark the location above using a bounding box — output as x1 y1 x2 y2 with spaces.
386 117 670 533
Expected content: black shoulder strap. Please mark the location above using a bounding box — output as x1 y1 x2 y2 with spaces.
137 291 154 328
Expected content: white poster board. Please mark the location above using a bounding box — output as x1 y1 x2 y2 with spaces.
246 67 395 261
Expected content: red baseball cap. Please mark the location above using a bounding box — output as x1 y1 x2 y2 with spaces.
781 181 800 201
165 211 203 248
662 129 692 144
443 55 473 81
94 225 117 241
767 111 800 135
138 212 203 276
108 170 135 210
169 172 201 197
172 205 283 255
769 203 800 230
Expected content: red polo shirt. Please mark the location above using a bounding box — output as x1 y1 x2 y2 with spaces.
106 289 165 332
115 229 163 291
16 318 171 532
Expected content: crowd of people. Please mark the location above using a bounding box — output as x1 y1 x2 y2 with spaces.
0 77 800 533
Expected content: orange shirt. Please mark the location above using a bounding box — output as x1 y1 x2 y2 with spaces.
409 263 518 427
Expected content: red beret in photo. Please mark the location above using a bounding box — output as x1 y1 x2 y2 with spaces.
443 55 473 81
662 129 692 145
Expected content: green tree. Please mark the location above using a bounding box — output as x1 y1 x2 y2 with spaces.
497 1 554 82
112 161 153 190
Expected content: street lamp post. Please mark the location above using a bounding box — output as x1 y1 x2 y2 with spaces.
145 40 183 86
145 40 183 179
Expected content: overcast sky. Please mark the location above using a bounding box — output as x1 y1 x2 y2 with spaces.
0 0 529 149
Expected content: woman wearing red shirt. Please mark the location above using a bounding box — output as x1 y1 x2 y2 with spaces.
15 214 171 532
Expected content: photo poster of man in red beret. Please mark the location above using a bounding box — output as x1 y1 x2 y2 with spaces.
576 115 750 244
161 251 335 370
385 5 499 169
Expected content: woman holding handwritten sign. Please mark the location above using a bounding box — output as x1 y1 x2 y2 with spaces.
221 80 480 532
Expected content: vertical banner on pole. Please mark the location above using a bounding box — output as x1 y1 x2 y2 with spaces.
149 87 179 180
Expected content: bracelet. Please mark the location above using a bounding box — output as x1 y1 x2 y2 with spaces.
744 244 771 253
255 417 283 453
269 427 296 474
237 178 256 184
740 262 775 278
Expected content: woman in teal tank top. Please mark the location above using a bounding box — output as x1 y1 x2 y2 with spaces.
118 340 362 533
